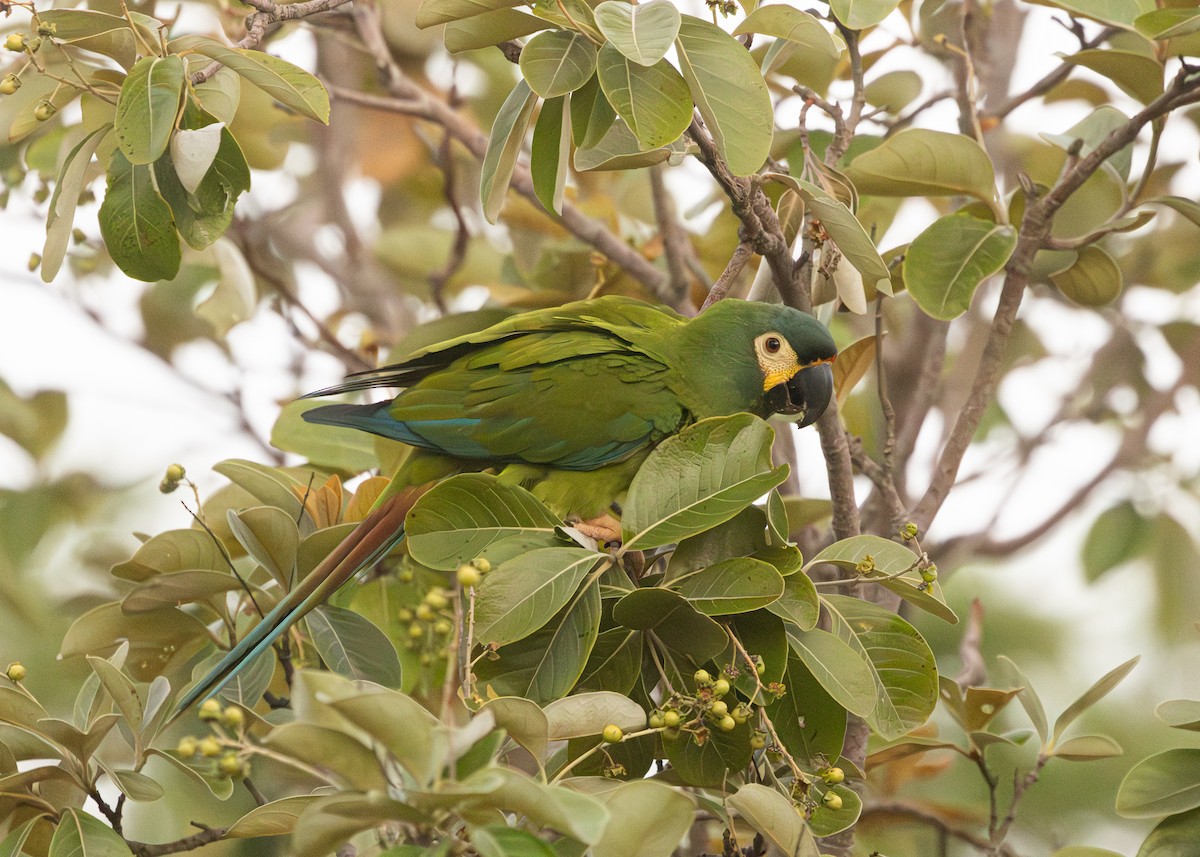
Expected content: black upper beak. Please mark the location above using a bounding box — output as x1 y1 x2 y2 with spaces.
765 362 834 428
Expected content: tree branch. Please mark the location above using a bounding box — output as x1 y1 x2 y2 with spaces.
128 826 229 857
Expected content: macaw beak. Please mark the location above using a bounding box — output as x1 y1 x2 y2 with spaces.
765 362 834 428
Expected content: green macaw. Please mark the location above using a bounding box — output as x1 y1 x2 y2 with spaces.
177 296 836 712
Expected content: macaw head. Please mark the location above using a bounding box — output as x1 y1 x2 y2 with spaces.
695 299 837 428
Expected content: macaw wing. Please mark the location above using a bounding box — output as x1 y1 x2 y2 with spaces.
304 296 685 398
306 343 686 471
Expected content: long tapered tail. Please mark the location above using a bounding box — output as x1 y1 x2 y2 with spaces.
172 485 427 719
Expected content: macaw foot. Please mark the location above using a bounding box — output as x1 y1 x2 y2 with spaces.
573 513 623 546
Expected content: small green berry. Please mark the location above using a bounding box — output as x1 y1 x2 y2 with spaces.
752 655 765 674
198 699 222 722
663 725 681 740
663 709 681 728
693 669 711 686
855 555 875 574
709 700 728 718
456 564 481 587
415 603 435 622
36 21 56 36
732 704 751 725
26 252 40 271
4 33 25 52
218 752 242 777
920 564 938 583
0 74 20 95
198 736 221 757
5 662 25 682
397 607 414 622
901 522 919 541
717 715 736 732
408 623 425 639
822 791 843 810
749 731 766 750
221 706 244 729
648 711 665 729
398 569 414 582
176 736 198 757
602 724 623 743
433 619 453 636
71 227 86 244
165 463 185 482
424 589 450 610
822 766 845 785
712 678 730 698
471 557 491 573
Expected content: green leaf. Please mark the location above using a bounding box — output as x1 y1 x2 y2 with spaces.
98 149 182 282
904 213 1017 320
578 628 643 694
764 571 819 630
307 605 403 687
573 118 681 171
544 691 645 740
461 768 609 843
1137 806 1200 857
291 793 428 857
844 128 998 202
0 817 45 857
622 415 788 550
107 768 164 802
1156 699 1200 731
994 655 1047 743
86 656 143 735
1137 8 1200 40
594 0 681 66
172 35 330 122
156 128 252 252
1050 734 1123 761
49 808 134 857
406 473 564 570
521 31 597 98
1024 0 1153 29
674 14 773 176
1042 106 1133 181
195 67 242 125
1051 244 1123 307
121 570 244 613
830 0 900 29
664 712 753 786
763 173 891 292
213 458 307 522
823 594 939 740
331 689 445 785
864 70 923 113
1081 500 1151 581
591 780 693 857
191 648 275 708
1064 49 1163 105
611 588 728 661
43 128 108 282
417 0 527 27
596 43 692 150
1149 196 1200 230
673 557 784 615
728 783 820 857
476 583 602 704
1118 749 1200 818
264 723 389 791
444 8 544 52
228 505 299 586
60 603 208 681
666 507 767 580
733 6 839 60
481 696 549 760
1052 656 1139 746
532 95 570 214
785 626 876 717
475 547 605 645
806 534 955 623
37 10 138 68
114 55 184 165
766 656 847 766
480 79 539 223
807 783 862 837
226 795 322 838
473 826 558 857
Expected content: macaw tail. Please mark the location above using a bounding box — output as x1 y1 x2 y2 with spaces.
172 485 427 719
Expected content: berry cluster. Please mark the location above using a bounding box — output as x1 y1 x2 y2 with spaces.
175 699 250 780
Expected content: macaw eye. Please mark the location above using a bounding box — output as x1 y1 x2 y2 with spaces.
765 337 782 354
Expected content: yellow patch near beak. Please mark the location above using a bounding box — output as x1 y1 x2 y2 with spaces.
762 361 800 392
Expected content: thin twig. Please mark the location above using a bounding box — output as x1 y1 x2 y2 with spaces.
702 242 754 310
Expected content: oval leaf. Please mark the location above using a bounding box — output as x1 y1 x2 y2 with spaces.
830 0 900 29
544 691 645 739
904 213 1017 321
520 30 598 97
785 626 877 717
475 547 605 645
594 0 681 66
843 128 998 202
622 414 788 550
1117 749 1200 818
728 783 820 857
114 55 184 164
1051 244 1122 307
675 14 773 176
673 557 784 615
480 79 539 223
596 43 692 150
307 605 403 687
